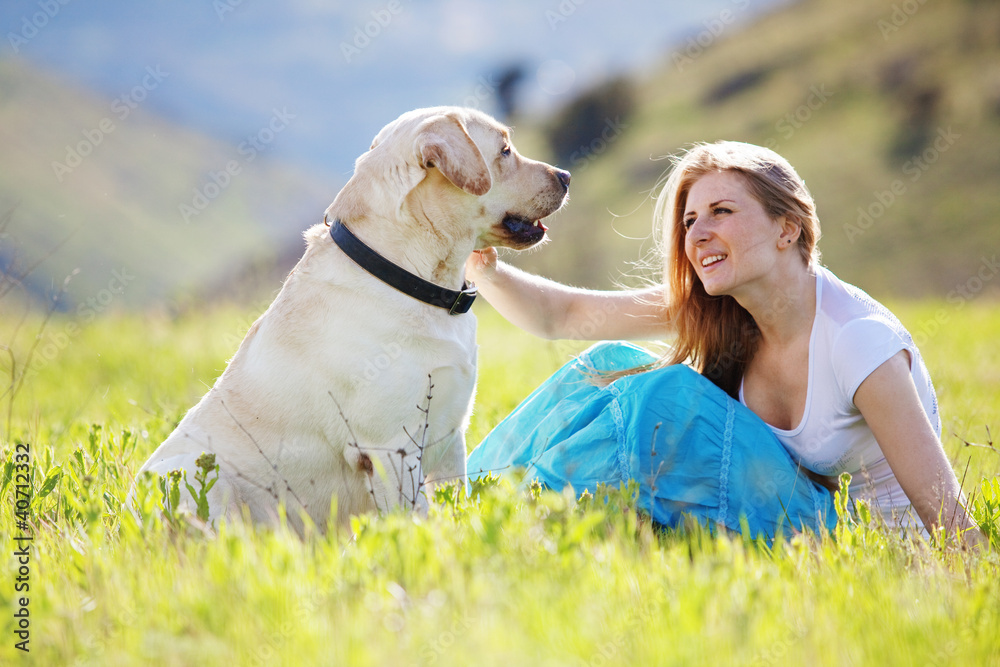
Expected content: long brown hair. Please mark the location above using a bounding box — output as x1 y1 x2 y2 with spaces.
624 142 821 397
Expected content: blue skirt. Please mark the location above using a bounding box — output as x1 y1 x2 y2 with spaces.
468 341 836 539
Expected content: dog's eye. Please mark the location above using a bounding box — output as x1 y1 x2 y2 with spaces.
500 144 511 157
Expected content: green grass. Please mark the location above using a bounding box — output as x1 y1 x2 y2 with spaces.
1 300 999 666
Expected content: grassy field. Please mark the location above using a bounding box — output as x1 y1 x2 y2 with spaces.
1 300 999 665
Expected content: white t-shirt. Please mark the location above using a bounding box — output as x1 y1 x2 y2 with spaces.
739 265 940 529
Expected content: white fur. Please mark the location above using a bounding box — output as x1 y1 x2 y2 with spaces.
136 106 569 533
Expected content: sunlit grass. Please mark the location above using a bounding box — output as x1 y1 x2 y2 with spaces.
0 300 998 665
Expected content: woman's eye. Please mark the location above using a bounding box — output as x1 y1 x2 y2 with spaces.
683 218 695 229
714 207 732 215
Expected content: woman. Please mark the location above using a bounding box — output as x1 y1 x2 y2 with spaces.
466 140 982 545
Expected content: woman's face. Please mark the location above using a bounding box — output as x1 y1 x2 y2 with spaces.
683 170 790 297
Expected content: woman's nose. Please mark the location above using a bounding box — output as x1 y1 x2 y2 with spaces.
686 217 710 245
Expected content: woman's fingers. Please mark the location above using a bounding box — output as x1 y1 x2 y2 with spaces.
466 247 499 281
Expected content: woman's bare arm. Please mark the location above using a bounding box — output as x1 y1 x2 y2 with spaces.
854 350 986 549
465 248 672 341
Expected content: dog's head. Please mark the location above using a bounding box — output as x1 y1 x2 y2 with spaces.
326 106 570 252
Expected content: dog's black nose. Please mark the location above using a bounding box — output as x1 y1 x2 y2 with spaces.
554 168 571 190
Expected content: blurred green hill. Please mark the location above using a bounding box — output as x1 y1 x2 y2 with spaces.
0 58 332 309
2 0 998 310
508 0 1000 299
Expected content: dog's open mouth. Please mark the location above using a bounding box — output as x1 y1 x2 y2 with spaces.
502 214 548 245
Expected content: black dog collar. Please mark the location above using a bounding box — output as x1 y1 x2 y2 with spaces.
328 218 477 315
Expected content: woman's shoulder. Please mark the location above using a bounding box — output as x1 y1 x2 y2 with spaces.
815 265 909 335
815 266 921 396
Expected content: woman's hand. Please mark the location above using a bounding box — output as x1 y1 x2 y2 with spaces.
465 247 499 284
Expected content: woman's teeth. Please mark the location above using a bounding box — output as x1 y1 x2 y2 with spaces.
701 254 726 267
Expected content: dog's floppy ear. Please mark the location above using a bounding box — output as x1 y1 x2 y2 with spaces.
415 115 492 196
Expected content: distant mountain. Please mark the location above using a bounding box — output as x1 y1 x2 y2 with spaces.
3 0 996 308
506 0 1000 300
3 0 781 175
0 0 786 307
0 58 331 307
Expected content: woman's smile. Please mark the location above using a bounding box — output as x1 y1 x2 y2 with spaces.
700 253 728 268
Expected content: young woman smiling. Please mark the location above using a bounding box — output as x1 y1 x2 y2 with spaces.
465 141 983 546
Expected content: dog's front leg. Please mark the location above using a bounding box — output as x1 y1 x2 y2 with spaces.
423 431 469 496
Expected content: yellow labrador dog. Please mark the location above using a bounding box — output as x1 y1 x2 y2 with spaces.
137 106 570 532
